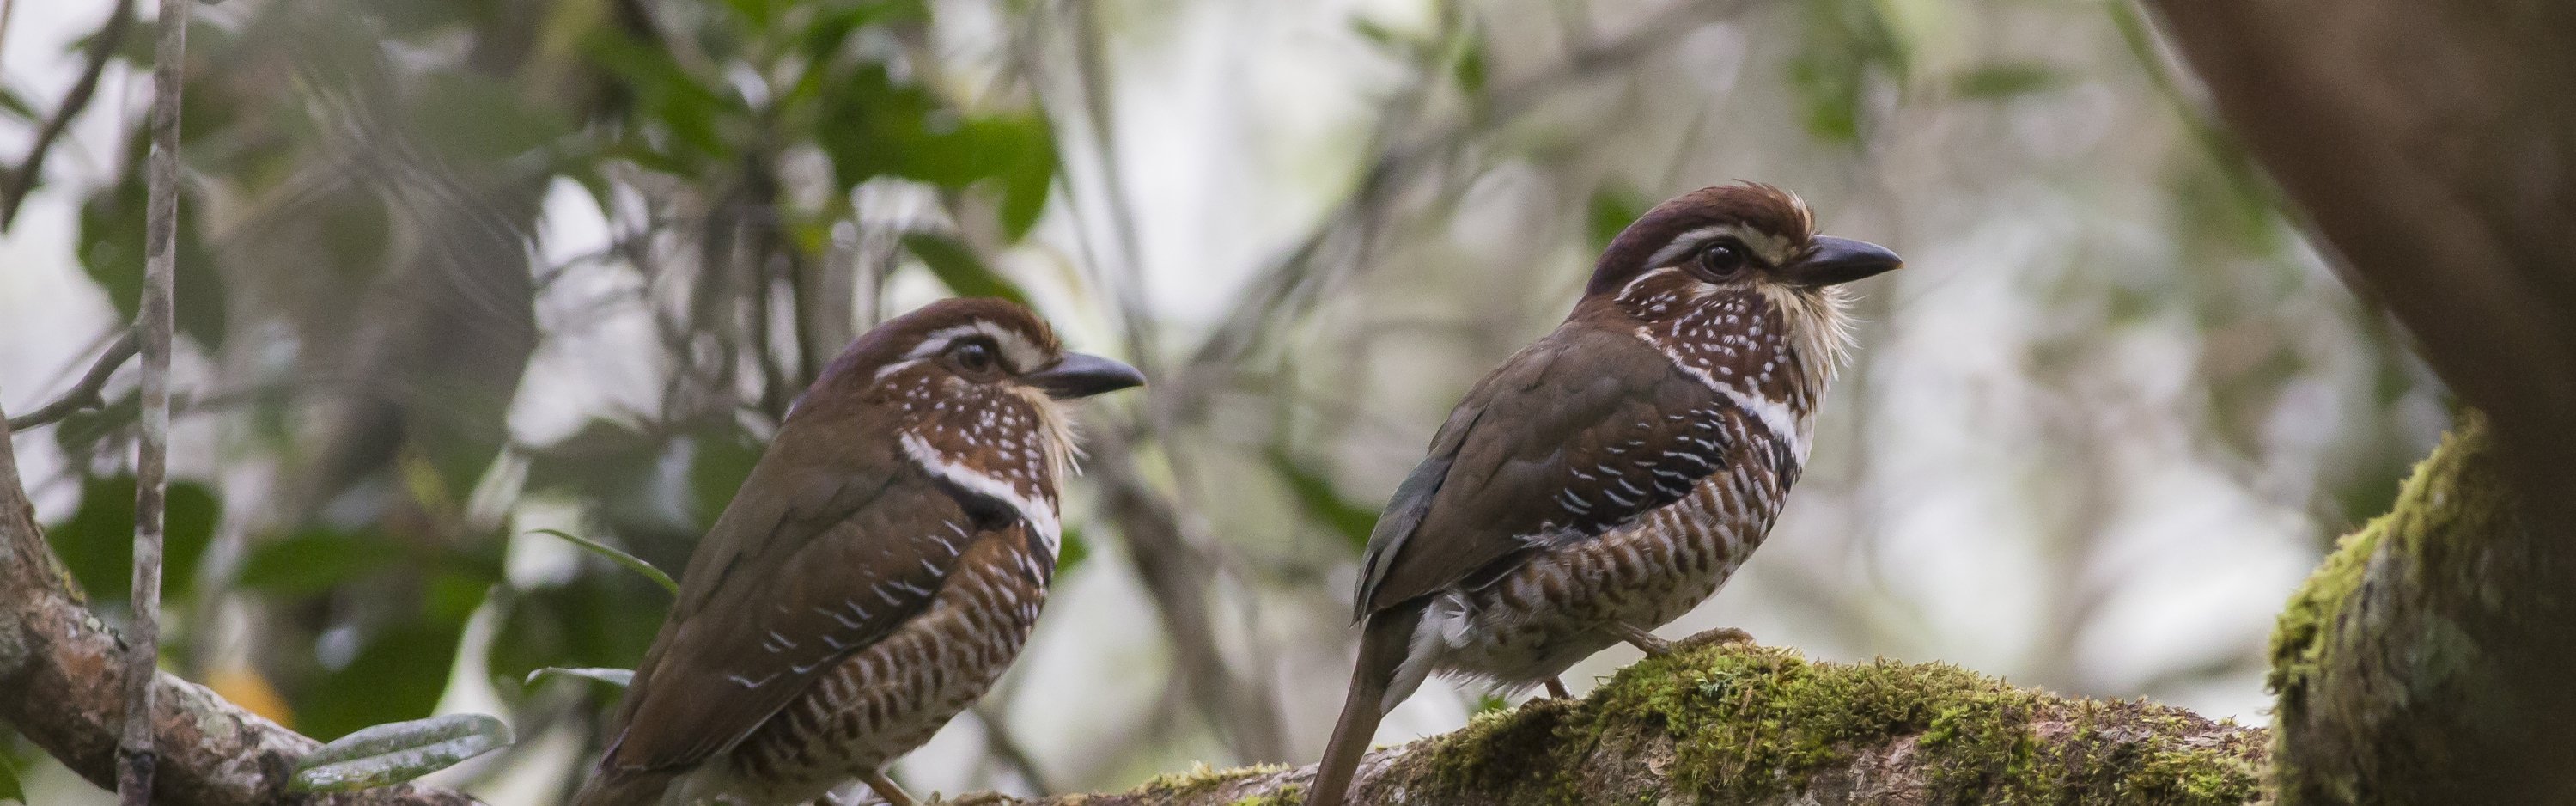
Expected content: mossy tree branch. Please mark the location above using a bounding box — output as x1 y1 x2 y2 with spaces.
980 644 2267 806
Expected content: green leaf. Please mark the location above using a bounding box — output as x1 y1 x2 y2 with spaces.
298 620 473 741
721 0 776 27
1787 0 1911 144
76 170 227 349
1953 62 2063 98
1055 525 1089 576
235 529 399 596
900 233 1032 306
1586 185 1650 255
686 429 764 532
528 529 678 595
1452 34 1489 98
979 116 1058 241
0 85 35 122
488 575 667 696
290 713 512 792
1349 17 1410 53
44 476 220 604
1266 449 1379 550
0 737 25 803
522 666 634 688
582 29 740 163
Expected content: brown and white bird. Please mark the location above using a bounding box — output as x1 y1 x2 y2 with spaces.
1304 183 1899 806
573 298 1143 806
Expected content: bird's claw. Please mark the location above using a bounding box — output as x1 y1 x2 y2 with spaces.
1674 626 1755 650
1610 623 1752 656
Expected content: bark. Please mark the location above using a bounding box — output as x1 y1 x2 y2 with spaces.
2264 413 2573 803
975 643 2268 806
2143 2 2576 802
0 417 480 805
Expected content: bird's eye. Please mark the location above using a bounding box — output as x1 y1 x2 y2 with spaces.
1695 241 1748 278
950 340 1000 376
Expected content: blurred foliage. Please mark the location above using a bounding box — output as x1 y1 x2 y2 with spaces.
45 476 216 606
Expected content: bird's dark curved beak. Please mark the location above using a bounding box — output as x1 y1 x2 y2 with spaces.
1027 352 1146 400
1784 235 1903 287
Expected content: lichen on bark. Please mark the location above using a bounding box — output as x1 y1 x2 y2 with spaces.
2263 412 2576 803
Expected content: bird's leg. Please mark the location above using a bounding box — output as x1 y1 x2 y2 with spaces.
1607 621 1674 656
864 771 920 806
1545 676 1572 699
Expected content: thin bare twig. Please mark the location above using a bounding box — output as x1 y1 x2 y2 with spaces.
0 0 135 230
118 0 186 800
6 327 140 431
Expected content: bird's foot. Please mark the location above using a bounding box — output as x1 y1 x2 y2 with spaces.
1607 622 1674 656
1673 626 1755 651
1544 676 1572 699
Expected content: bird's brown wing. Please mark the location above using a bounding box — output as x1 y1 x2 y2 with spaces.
594 433 1010 776
1356 321 1734 614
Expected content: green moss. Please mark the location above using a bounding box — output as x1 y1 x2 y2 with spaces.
2267 511 2381 704
1125 762 1282 801
2263 414 2512 803
1393 643 2264 804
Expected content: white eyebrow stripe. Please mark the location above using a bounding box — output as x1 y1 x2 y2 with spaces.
902 320 1053 373
1644 223 1796 268
1647 225 1733 267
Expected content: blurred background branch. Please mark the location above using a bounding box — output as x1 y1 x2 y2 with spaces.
0 0 128 229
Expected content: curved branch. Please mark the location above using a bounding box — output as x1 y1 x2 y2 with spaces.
6 327 139 431
0 417 481 804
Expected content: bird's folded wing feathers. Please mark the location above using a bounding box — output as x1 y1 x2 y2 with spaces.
1356 322 1731 614
599 450 990 773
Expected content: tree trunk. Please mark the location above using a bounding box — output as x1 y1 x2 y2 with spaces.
2144 1 2576 802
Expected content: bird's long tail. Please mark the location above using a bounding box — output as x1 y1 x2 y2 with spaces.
1306 605 1424 806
